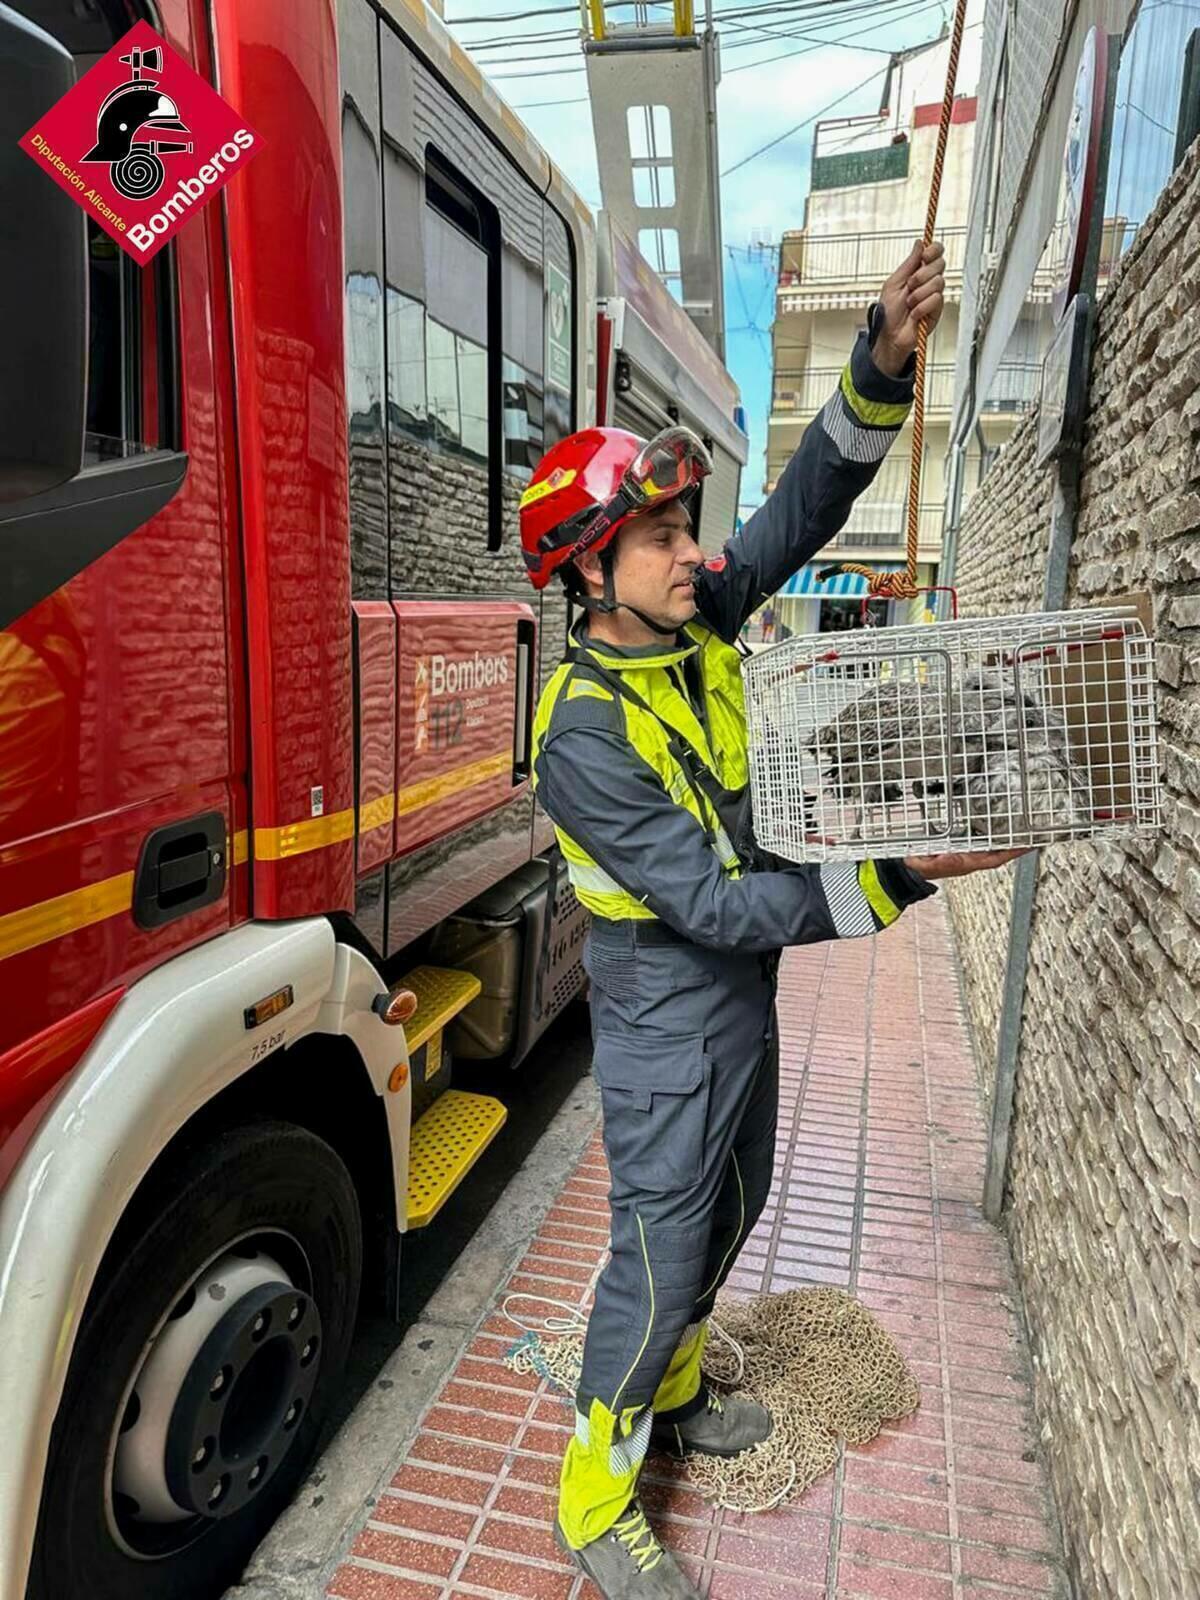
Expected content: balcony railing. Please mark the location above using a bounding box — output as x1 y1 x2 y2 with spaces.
979 359 1042 412
831 504 945 547
779 227 967 289
773 364 956 415
772 359 1041 418
812 141 909 192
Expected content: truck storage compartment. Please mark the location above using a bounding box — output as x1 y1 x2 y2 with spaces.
426 851 589 1067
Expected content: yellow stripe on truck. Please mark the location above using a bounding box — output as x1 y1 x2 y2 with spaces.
395 749 510 816
253 808 357 862
0 743 515 961
0 871 134 962
359 793 397 835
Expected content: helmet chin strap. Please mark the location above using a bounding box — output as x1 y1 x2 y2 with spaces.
575 547 680 639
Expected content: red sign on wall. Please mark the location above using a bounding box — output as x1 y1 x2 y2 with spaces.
20 20 260 263
394 602 531 855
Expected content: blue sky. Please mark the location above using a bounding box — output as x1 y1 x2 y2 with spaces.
446 0 957 504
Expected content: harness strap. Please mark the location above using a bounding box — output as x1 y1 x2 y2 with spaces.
533 846 562 1021
564 645 732 857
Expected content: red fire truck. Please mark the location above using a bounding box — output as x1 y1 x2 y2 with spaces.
0 2 747 1596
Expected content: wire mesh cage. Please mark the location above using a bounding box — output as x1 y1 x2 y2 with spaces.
743 607 1162 863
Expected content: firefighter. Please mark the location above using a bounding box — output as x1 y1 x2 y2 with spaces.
521 241 1024 1600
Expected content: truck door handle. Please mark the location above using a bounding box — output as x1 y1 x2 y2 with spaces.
133 811 227 928
156 846 215 896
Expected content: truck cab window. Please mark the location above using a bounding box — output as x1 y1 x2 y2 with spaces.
85 221 152 461
542 205 574 448
424 148 501 544
502 243 544 482
2 2 185 629
20 3 168 464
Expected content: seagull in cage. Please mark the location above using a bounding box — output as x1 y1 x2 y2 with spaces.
810 667 1089 840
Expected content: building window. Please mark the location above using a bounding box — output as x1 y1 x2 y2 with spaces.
634 163 675 208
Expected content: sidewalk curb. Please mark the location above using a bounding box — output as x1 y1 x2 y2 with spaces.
228 1076 601 1600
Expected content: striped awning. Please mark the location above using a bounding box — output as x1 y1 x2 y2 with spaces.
779 563 905 598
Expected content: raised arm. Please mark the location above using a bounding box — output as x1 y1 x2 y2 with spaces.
536 721 935 955
694 241 945 640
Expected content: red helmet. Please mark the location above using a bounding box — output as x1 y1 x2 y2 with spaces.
520 426 711 590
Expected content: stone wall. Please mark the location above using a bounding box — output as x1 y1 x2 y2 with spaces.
944 415 1054 1106
943 142 1200 1600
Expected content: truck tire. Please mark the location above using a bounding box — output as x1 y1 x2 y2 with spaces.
28 1119 363 1600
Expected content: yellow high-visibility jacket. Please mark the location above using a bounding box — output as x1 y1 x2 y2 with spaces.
532 333 937 951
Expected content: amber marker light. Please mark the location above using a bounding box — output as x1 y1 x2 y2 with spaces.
243 985 294 1030
373 987 418 1025
388 1061 409 1093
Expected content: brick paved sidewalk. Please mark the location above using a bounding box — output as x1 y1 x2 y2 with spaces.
326 900 1072 1600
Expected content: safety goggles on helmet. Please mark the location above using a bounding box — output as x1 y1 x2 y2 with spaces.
539 426 713 559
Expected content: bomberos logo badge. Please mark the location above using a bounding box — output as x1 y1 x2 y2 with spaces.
19 19 260 264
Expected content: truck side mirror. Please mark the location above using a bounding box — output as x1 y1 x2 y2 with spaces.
0 3 87 503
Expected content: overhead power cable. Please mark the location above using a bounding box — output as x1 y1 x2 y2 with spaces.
493 1 959 93
723 4 976 74
713 0 940 52
721 61 888 174
511 93 592 107
449 0 647 20
716 0 941 63
469 0 932 51
474 19 902 62
452 0 916 25
480 6 935 74
473 24 867 62
722 0 948 74
464 0 937 44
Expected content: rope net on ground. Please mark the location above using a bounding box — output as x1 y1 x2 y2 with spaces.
504 1286 920 1513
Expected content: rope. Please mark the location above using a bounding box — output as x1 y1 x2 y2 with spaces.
500 1288 920 1516
501 1292 590 1334
822 0 969 606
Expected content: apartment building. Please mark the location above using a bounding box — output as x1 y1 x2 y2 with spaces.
766 1 1040 632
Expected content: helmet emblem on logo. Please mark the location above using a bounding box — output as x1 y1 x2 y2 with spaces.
82 44 193 200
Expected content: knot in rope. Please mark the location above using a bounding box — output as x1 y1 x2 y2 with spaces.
833 562 922 602
867 569 922 601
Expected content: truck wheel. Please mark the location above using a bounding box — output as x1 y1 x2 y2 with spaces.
28 1120 363 1600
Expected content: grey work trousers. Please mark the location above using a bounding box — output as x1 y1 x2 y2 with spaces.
577 918 780 1418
